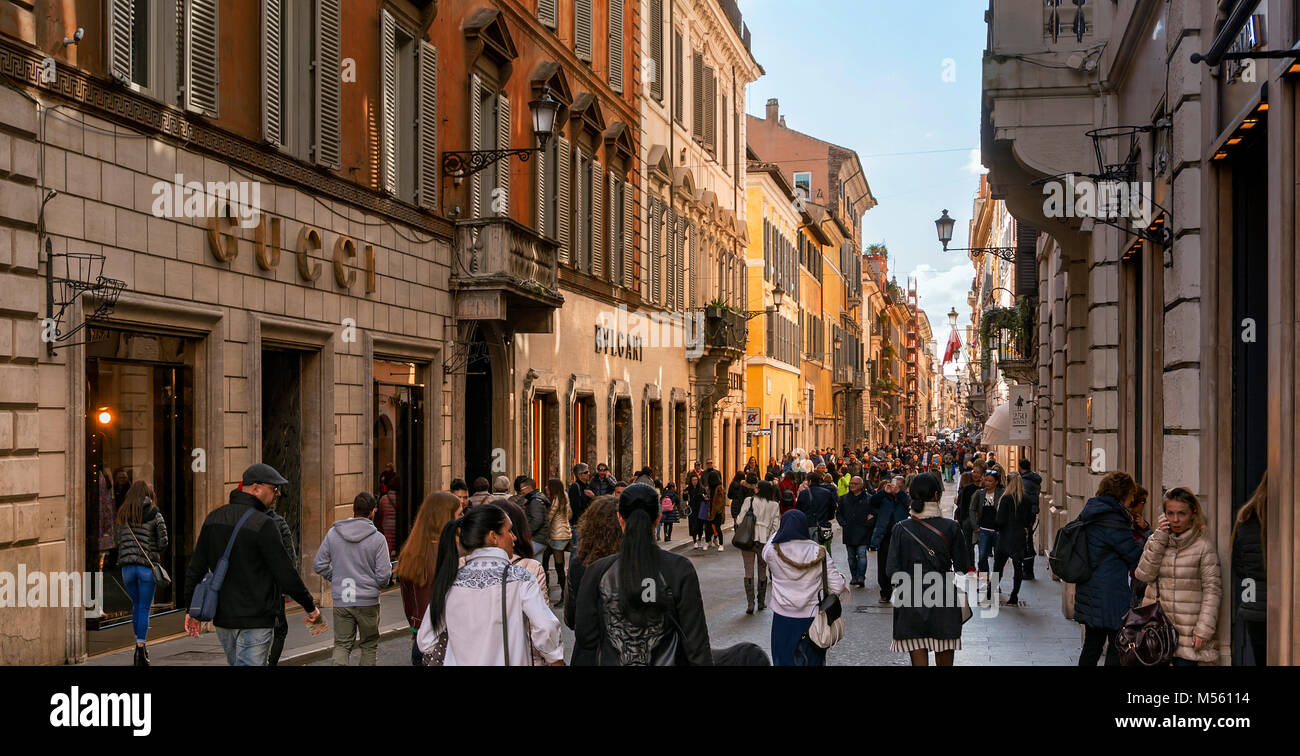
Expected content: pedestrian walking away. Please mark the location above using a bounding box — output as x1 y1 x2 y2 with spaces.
571 484 713 665
736 480 781 614
1071 472 1145 666
762 510 849 666
314 492 393 666
115 481 169 667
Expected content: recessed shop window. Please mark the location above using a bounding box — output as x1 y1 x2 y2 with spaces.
613 397 632 481
530 392 559 484
572 396 597 468
85 329 196 655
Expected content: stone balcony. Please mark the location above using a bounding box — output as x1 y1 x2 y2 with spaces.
453 217 563 333
702 308 747 353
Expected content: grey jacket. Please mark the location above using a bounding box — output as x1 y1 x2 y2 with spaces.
313 517 392 606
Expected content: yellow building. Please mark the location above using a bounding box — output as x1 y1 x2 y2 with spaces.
744 152 815 461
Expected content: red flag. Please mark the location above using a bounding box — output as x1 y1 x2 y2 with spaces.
942 328 962 366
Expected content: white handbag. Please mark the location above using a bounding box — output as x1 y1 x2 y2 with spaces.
806 547 845 649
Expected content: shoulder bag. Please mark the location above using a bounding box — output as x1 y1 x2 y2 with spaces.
188 507 257 622
731 497 757 550
901 516 972 623
127 517 171 592
805 547 845 649
1116 596 1179 666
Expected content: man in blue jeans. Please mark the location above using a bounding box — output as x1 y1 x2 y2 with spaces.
183 463 320 666
835 477 874 587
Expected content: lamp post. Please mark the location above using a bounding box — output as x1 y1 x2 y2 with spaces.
441 89 561 180
948 307 959 328
934 209 1015 262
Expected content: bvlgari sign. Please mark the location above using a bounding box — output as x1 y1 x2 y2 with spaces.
594 325 644 361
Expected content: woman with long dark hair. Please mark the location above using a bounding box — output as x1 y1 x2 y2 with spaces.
396 491 461 666
542 477 571 607
571 484 712 665
736 480 781 613
684 472 706 550
416 504 564 666
115 480 169 666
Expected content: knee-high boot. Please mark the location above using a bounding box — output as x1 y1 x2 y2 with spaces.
757 578 768 610
744 578 755 615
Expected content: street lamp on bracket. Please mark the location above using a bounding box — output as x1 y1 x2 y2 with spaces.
934 209 1015 262
441 89 561 182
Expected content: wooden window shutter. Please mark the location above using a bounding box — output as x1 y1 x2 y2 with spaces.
1015 222 1039 298
313 0 343 169
538 0 558 28
649 0 664 101
575 0 594 62
675 217 685 310
556 136 572 263
469 74 483 218
108 0 133 84
607 172 618 281
721 94 728 169
261 0 282 145
704 67 715 150
690 222 699 306
415 42 438 210
609 0 624 94
575 152 586 271
591 159 603 276
496 94 511 215
692 50 703 140
650 199 662 303
184 0 220 116
673 31 683 122
664 207 675 305
379 9 398 195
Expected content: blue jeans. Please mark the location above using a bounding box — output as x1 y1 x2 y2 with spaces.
120 565 155 644
845 544 869 583
216 626 274 666
977 530 999 573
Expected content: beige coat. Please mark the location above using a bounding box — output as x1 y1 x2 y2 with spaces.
548 495 572 542
1134 527 1221 663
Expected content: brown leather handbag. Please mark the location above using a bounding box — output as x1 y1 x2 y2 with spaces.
1116 597 1179 666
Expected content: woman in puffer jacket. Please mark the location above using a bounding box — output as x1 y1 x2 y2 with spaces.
1073 472 1145 666
1134 487 1222 665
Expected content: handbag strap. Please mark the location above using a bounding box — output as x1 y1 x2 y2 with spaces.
501 563 511 667
221 507 258 566
819 547 829 600
126 520 156 570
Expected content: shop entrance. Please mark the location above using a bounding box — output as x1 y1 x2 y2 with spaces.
672 402 687 487
613 397 633 481
262 348 304 563
374 359 425 556
571 395 597 468
530 392 559 484
85 330 195 656
464 326 494 484
1230 134 1268 512
647 401 663 480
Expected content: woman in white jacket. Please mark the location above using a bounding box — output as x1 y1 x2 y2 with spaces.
417 503 564 666
762 509 849 666
736 480 783 614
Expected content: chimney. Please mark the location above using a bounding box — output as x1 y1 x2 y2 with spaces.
779 115 786 127
766 98 778 122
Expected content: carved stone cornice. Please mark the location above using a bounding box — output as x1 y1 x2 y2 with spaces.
0 36 453 240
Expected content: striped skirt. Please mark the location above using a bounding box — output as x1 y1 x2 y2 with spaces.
891 637 962 653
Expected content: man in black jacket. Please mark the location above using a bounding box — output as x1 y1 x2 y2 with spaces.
836 477 874 587
183 463 319 666
796 472 838 548
568 463 595 548
265 501 296 667
518 477 550 555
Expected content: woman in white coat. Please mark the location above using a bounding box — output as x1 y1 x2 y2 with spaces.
417 503 564 666
762 510 849 666
736 480 783 614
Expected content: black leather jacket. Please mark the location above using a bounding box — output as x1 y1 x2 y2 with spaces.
571 549 713 666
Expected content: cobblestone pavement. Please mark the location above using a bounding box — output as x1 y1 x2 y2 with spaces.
337 484 1086 666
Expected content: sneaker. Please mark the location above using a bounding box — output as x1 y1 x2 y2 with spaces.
878 595 891 605
717 544 724 552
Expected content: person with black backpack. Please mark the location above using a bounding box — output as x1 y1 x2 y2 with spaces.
1065 472 1145 666
183 464 320 666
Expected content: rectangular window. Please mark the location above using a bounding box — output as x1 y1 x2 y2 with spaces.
649 0 664 101
673 31 684 124
793 172 812 200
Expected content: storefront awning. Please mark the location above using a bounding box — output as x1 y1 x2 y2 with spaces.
982 402 1011 446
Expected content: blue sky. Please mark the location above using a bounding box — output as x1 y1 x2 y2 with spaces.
739 0 987 376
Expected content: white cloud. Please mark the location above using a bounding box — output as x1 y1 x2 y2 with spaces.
904 261 977 377
964 148 988 175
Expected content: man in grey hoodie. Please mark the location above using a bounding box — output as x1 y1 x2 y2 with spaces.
313 492 392 666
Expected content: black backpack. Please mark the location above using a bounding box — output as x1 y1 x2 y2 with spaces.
1049 517 1128 583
